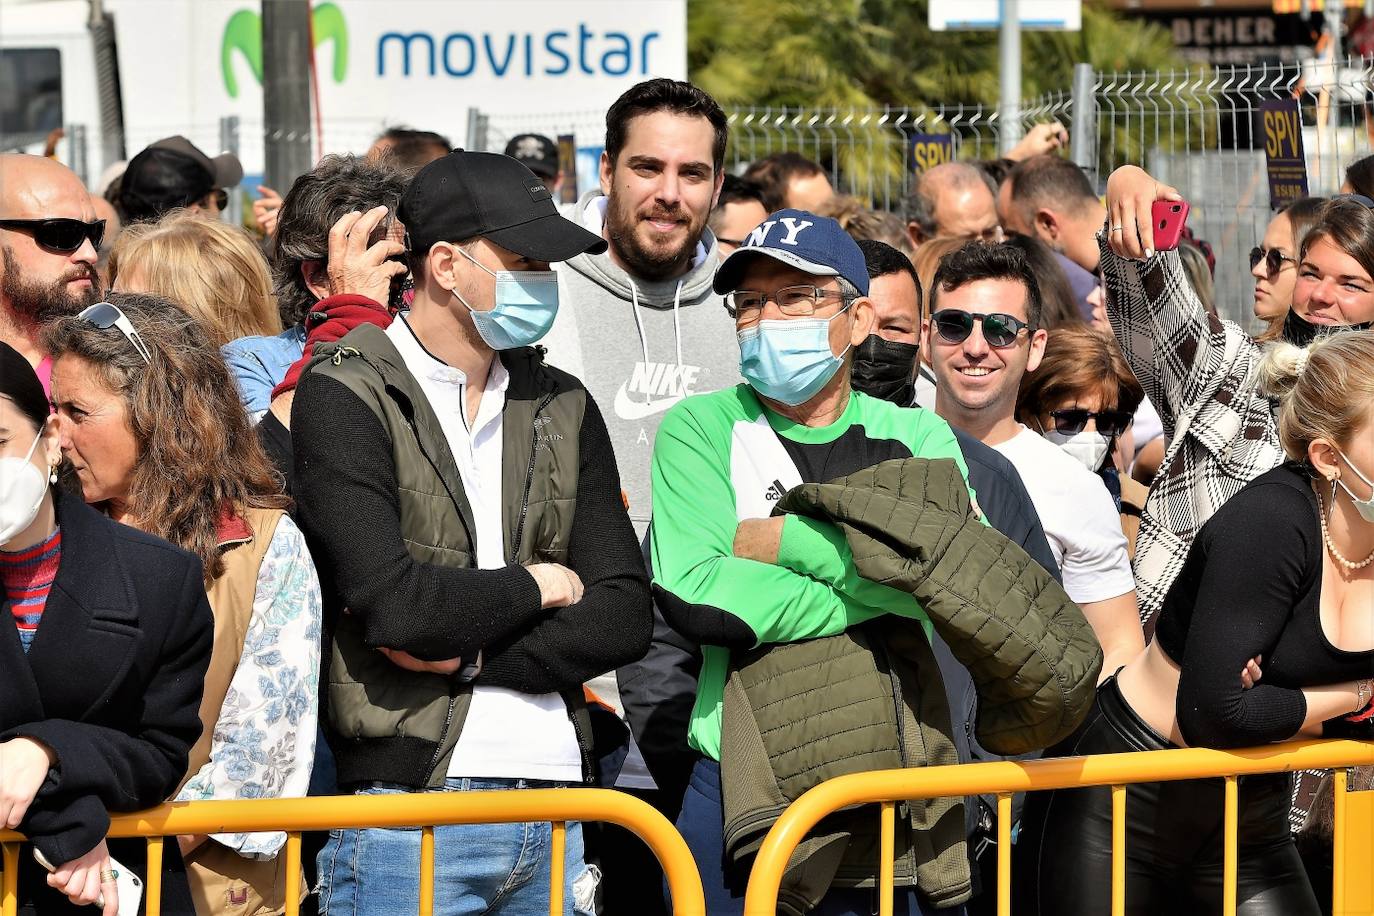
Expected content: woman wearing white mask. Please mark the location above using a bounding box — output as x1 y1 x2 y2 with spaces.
1017 324 1148 557
1016 330 1374 916
0 341 212 916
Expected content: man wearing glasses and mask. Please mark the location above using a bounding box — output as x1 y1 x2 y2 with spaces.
929 241 1143 680
0 153 105 392
648 211 979 913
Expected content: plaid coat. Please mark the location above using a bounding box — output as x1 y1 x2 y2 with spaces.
1100 240 1285 632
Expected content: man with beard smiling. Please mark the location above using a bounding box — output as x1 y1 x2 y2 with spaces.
0 155 103 391
536 77 739 914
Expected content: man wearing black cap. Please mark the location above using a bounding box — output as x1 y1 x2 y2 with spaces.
504 132 562 197
290 150 651 915
118 136 243 223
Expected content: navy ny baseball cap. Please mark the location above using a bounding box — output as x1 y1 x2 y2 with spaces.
713 208 870 297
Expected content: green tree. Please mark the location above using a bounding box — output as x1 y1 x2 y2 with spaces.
689 0 1185 109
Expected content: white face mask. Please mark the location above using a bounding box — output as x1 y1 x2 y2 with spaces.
0 429 50 545
1046 428 1111 473
1336 449 1374 524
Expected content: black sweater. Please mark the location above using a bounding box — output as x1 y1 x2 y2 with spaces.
1157 463 1374 748
292 370 651 695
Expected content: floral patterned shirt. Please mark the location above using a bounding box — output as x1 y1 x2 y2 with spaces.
176 515 322 858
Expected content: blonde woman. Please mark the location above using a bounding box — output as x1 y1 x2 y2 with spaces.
109 210 281 348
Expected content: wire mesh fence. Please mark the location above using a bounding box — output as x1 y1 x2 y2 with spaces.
470 56 1373 327
62 55 1373 328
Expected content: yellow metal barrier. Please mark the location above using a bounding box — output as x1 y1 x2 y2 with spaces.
0 788 706 916
743 739 1374 916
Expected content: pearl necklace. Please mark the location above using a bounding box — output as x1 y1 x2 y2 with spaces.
1316 482 1374 571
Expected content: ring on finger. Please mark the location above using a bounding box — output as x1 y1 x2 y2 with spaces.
1109 226 1125 233
100 869 119 883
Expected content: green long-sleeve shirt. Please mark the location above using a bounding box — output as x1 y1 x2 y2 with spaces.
649 384 972 759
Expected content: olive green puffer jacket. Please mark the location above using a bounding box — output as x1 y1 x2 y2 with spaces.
720 457 1101 912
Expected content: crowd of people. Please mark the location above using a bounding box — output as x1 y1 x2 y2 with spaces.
1 75 1372 916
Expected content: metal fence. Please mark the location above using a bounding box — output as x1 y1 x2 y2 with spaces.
469 55 1373 329
57 55 1372 328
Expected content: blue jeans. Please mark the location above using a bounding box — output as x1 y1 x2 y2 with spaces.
675 757 961 916
317 778 597 916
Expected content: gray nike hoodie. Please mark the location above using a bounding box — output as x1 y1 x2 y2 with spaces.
545 191 742 536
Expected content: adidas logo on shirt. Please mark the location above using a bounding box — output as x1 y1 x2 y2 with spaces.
764 479 788 502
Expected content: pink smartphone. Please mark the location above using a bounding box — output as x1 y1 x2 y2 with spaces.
1151 200 1190 251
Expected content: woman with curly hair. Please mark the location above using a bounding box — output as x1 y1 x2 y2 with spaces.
45 293 321 916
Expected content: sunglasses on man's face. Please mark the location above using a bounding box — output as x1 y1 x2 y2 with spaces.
1249 246 1296 279
0 218 106 254
208 189 229 212
930 309 1030 348
1050 407 1133 438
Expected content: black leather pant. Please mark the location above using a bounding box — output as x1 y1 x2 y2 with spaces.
1014 676 1320 916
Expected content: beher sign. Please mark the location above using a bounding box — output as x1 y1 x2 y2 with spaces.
1260 99 1309 209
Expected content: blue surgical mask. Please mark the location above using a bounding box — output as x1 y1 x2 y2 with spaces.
452 247 560 351
738 307 850 407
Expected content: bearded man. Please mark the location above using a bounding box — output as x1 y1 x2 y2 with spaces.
0 154 103 391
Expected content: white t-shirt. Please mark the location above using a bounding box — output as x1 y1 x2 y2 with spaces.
387 315 582 781
992 425 1135 605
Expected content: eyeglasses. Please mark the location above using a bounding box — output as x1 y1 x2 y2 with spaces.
1050 407 1134 438
724 285 849 325
1249 246 1296 279
78 302 154 365
207 189 229 212
0 218 106 254
929 309 1030 348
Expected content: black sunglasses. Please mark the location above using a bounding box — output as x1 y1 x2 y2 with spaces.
208 188 229 211
1050 407 1133 438
930 309 1030 348
1249 246 1296 279
0 218 105 253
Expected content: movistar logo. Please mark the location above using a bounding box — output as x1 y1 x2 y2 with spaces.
221 2 349 98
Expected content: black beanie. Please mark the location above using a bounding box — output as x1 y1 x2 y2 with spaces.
0 341 50 429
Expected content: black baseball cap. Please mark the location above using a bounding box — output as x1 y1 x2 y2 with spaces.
503 133 560 179
400 150 606 261
119 136 243 221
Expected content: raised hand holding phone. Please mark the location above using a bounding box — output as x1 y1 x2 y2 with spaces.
1104 165 1185 259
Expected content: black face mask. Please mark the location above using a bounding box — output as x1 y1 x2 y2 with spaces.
1282 310 1374 348
851 334 919 406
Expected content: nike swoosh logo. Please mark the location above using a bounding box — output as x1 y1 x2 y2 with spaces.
614 382 684 421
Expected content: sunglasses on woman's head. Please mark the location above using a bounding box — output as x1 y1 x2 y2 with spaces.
1249 246 1296 279
78 302 154 366
1050 407 1133 438
930 309 1030 348
0 218 105 254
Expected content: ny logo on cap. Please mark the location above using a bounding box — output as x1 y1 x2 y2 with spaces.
743 217 813 249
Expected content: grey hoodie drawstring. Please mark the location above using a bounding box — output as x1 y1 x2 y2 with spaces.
627 275 687 406
629 282 652 405
672 279 684 369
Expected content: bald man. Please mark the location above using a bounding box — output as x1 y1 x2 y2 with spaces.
902 162 1004 249
0 155 103 379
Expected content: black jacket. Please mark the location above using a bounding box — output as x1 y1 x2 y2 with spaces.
1 491 213 914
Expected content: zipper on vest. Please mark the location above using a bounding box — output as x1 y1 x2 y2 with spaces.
565 698 595 784
426 691 460 782
510 392 556 562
